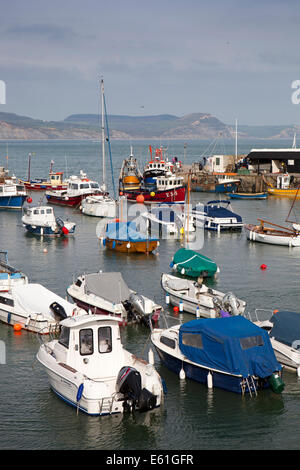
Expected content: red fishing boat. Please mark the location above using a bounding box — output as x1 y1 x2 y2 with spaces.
119 146 186 204
19 158 68 191
46 171 103 207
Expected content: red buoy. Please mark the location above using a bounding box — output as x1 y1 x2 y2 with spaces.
62 226 69 235
260 264 267 270
173 306 179 313
136 194 145 203
27 197 32 203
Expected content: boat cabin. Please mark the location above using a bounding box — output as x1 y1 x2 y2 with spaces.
49 172 64 186
53 315 125 379
24 206 56 223
156 175 184 191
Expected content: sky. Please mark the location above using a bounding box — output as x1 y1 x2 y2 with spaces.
1 0 300 125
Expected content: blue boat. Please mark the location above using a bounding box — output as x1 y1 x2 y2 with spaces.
0 181 27 209
229 192 268 200
151 316 284 395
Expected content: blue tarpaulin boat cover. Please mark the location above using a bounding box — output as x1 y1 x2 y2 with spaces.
204 200 242 222
270 311 300 347
179 316 281 378
106 221 158 242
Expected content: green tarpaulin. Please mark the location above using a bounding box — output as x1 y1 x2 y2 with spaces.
171 248 218 278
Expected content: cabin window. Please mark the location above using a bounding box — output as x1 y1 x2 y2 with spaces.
40 210 45 214
0 296 14 307
79 328 94 355
98 326 112 353
58 326 70 349
91 183 100 188
182 333 203 349
80 183 90 189
160 336 176 349
75 279 82 287
17 185 24 191
46 209 52 214
240 335 264 350
33 210 39 215
70 184 78 190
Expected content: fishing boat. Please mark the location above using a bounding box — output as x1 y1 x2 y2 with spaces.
102 221 159 254
193 200 243 231
119 148 143 193
248 309 300 374
0 166 27 209
120 146 186 204
80 79 118 218
150 316 285 395
229 192 268 200
19 157 68 191
161 273 246 317
67 271 162 326
37 314 164 415
0 250 28 292
46 171 102 207
0 282 84 334
170 248 220 278
21 205 76 236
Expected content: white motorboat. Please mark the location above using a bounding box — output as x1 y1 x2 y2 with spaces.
37 314 164 415
0 282 84 334
0 166 27 209
141 205 195 236
247 309 300 374
81 195 117 218
67 272 162 326
193 200 243 232
22 205 76 236
161 273 246 317
46 171 102 207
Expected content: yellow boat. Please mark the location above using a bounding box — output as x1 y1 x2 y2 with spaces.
268 187 300 198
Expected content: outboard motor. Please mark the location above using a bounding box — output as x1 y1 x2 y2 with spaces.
50 302 68 322
116 366 157 413
222 292 240 316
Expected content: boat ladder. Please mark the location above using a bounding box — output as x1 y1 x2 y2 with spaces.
241 376 258 397
99 396 114 415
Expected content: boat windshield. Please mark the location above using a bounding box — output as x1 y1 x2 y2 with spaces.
98 326 112 353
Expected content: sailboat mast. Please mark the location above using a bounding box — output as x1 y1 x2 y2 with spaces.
235 118 238 160
101 78 106 191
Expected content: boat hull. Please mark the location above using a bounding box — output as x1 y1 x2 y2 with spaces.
230 193 268 200
23 224 76 237
0 195 27 209
104 238 158 253
0 307 57 334
153 345 265 394
122 186 186 204
46 193 93 207
268 188 300 198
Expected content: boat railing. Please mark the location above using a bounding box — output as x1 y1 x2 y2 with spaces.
244 308 274 323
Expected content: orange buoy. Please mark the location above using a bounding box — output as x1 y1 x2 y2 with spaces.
273 309 279 314
13 324 22 332
136 194 145 203
260 264 267 270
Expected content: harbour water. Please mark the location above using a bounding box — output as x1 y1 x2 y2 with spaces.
1 139 300 450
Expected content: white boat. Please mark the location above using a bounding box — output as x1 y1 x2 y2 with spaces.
245 221 300 247
22 205 76 236
0 283 84 334
0 250 28 292
150 315 284 395
37 314 164 415
67 272 162 326
193 200 243 232
247 309 300 374
80 79 118 218
161 273 246 317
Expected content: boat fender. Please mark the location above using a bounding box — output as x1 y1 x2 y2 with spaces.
268 373 285 394
207 371 213 389
76 383 84 402
148 348 154 365
179 367 185 380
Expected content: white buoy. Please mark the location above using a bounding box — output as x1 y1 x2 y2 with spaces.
43 248 48 253
179 367 185 380
179 300 183 312
297 366 300 378
207 371 213 389
166 293 170 305
196 306 200 318
126 243 131 249
148 348 154 365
